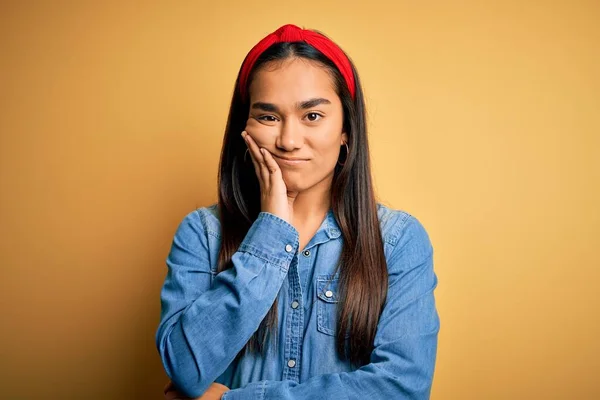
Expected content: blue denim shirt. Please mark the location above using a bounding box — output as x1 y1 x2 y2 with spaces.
156 203 439 399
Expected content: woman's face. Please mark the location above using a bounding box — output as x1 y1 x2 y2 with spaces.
246 58 347 193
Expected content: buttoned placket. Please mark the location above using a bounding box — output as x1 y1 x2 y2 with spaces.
282 252 303 382
280 211 341 383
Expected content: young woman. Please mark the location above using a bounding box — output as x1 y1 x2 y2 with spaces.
156 24 440 400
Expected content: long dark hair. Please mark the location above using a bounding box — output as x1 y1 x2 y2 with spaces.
216 35 387 367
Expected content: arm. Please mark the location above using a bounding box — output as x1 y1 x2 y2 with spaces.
223 214 440 400
156 210 299 398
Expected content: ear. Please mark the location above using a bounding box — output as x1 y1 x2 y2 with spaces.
341 132 348 145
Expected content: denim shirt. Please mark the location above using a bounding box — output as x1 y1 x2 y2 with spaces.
156 203 440 399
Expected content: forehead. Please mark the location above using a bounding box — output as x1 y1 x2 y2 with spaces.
249 58 339 104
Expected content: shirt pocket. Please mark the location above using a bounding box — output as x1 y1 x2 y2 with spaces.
316 276 349 338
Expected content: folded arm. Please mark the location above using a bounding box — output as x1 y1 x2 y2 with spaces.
156 210 299 398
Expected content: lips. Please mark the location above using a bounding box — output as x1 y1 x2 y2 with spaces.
273 155 309 166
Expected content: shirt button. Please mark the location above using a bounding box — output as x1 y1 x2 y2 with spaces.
285 244 293 253
287 359 296 368
291 300 299 309
325 290 333 298
303 250 310 257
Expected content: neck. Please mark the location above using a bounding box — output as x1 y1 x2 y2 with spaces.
288 175 333 227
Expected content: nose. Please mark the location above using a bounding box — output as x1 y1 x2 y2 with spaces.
275 119 304 152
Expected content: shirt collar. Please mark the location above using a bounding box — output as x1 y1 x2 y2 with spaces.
324 209 341 239
300 209 342 252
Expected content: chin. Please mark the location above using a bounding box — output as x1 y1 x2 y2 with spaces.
281 172 309 193
284 175 334 194
282 179 307 193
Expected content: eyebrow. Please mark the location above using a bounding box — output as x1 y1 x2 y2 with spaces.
251 97 332 113
299 97 331 109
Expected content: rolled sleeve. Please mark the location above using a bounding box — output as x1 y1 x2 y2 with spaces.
239 212 299 270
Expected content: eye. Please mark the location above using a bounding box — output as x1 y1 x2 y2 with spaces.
258 115 278 122
305 112 323 122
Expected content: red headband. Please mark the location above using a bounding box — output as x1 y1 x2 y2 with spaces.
238 24 356 101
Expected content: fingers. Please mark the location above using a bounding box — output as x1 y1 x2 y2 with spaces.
164 381 191 400
164 381 174 394
246 132 271 186
260 148 283 185
242 131 261 178
242 131 272 189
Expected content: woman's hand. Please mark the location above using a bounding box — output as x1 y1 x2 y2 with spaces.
242 130 295 224
164 381 229 400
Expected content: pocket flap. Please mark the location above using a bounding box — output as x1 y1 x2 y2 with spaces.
316 277 340 303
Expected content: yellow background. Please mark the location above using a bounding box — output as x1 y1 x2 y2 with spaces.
1 1 598 399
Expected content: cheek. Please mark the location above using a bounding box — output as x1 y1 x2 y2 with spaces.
313 128 343 157
322 146 341 168
307 142 341 176
245 119 276 146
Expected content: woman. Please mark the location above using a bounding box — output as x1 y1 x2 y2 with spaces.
156 24 439 400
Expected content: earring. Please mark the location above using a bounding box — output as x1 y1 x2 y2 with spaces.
337 142 349 167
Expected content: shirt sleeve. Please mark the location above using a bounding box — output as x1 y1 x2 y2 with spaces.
222 214 440 400
156 210 299 398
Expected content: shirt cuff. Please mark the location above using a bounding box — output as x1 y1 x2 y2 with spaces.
221 380 267 400
238 212 299 270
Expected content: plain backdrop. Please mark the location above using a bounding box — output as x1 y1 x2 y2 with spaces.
1 1 598 399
